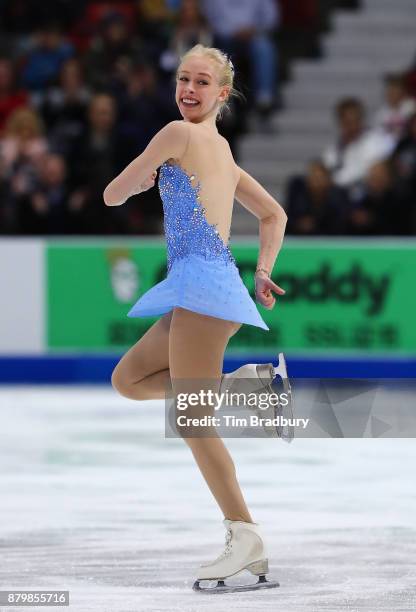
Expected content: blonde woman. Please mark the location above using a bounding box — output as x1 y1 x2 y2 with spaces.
104 44 288 593
0 107 48 175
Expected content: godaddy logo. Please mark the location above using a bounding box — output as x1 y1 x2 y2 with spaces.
275 263 391 316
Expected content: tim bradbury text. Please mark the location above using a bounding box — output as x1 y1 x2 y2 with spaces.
176 415 309 428
176 390 290 411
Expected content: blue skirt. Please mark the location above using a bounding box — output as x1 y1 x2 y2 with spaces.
127 254 269 331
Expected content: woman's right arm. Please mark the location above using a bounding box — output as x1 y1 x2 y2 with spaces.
103 121 190 206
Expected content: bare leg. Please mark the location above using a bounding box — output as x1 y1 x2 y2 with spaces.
169 307 252 523
112 308 247 521
111 312 173 400
112 311 241 400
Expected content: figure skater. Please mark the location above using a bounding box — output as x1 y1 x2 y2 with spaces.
104 44 289 593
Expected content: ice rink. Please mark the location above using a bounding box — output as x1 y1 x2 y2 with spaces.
1 386 415 612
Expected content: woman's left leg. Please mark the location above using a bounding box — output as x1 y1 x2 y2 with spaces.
169 307 251 523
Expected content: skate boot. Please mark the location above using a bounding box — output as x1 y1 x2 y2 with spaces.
220 353 294 441
193 519 279 593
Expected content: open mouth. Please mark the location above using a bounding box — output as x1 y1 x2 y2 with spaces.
181 97 200 107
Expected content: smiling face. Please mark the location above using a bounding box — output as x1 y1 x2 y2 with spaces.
175 56 230 123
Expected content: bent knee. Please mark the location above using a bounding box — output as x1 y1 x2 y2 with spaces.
111 368 129 397
111 367 145 400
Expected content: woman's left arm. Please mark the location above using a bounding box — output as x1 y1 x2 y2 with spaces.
103 121 190 206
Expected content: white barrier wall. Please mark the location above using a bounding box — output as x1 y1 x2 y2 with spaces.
0 239 44 353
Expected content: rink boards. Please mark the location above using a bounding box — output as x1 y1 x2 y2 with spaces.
1 237 416 380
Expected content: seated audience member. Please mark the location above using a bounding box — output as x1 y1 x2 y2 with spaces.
404 52 416 99
373 73 416 144
66 93 130 234
20 22 75 91
34 58 91 157
0 57 28 136
0 106 48 211
323 98 395 191
347 160 410 235
136 0 175 66
200 0 280 126
391 111 416 200
83 10 143 91
169 0 212 62
17 152 70 234
285 160 348 235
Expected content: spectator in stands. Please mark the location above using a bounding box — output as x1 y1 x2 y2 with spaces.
391 111 416 204
373 73 416 145
116 62 177 154
159 0 212 77
20 22 75 91
347 160 409 235
199 0 279 128
0 152 13 232
171 0 212 59
0 106 48 184
0 58 28 136
17 152 70 234
404 52 416 99
66 93 130 234
0 1 85 36
34 58 90 157
0 106 49 232
136 0 175 67
285 160 348 235
84 10 143 91
322 97 395 192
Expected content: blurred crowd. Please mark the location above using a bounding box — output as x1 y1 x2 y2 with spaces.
0 0 415 237
286 71 416 236
0 0 281 235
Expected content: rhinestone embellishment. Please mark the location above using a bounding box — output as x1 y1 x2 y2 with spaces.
158 160 237 273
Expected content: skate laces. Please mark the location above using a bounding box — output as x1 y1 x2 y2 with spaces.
214 527 233 562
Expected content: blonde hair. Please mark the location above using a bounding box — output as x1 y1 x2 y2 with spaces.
177 44 242 120
4 107 45 139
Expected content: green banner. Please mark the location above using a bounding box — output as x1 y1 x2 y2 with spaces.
47 240 416 355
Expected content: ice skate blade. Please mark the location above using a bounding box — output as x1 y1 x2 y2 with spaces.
193 575 280 594
273 353 295 442
274 352 288 380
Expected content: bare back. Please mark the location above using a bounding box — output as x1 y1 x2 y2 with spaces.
167 122 239 246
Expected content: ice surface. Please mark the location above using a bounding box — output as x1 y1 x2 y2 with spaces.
0 386 415 611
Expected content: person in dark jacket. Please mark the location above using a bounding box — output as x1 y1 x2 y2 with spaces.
286 160 348 235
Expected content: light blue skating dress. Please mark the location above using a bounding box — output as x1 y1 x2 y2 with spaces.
127 159 269 331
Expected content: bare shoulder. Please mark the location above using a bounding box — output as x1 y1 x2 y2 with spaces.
160 120 190 139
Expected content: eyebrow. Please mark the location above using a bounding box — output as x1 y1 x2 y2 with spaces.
179 70 212 78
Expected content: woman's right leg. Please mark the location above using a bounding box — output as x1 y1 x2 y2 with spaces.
111 311 241 401
111 311 173 400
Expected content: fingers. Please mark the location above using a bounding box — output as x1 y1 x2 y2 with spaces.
261 296 275 309
269 281 285 295
256 287 276 309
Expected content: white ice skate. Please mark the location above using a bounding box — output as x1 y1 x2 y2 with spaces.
220 353 294 441
193 519 279 593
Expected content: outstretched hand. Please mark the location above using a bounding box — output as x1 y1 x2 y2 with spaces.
255 271 285 310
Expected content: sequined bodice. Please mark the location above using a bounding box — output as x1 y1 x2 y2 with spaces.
158 160 237 273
